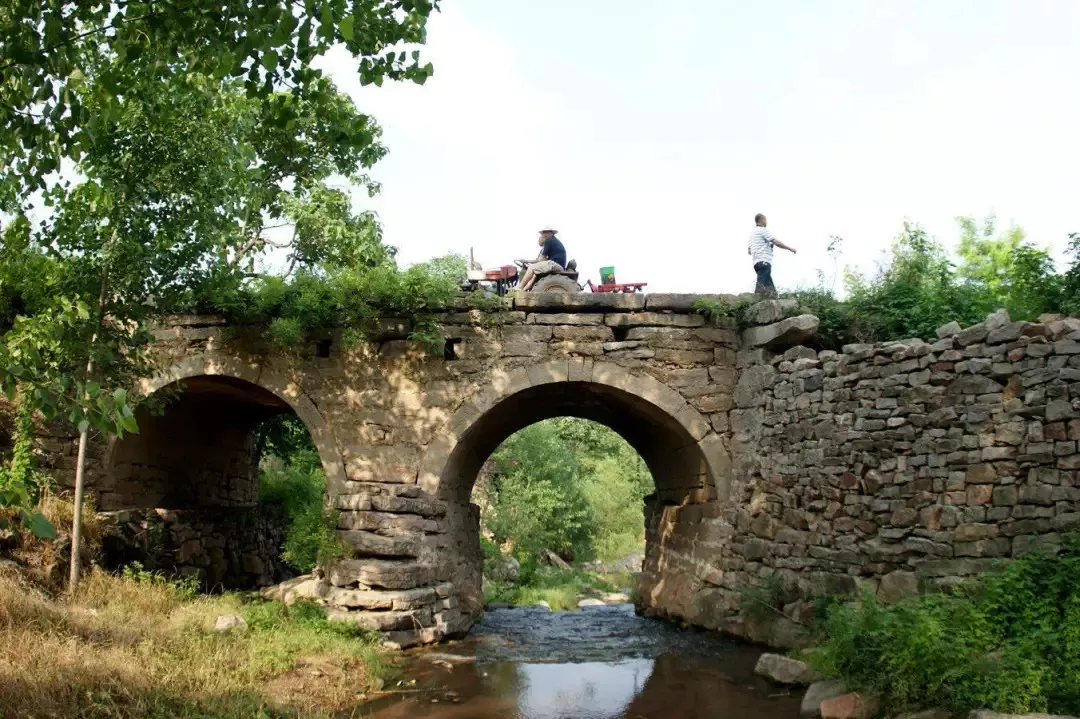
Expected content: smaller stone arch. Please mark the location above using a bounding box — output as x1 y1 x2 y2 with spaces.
133 352 346 494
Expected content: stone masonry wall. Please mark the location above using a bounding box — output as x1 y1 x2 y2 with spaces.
100 508 287 589
644 305 1080 647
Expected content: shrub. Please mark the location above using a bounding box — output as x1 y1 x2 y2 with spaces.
813 535 1080 715
259 449 346 573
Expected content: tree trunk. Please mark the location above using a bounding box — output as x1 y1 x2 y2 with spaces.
68 424 90 588
69 241 112 591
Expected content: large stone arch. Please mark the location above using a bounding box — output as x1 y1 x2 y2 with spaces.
415 359 733 625
418 358 731 500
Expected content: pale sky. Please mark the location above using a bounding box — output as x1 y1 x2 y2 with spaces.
318 1 1080 295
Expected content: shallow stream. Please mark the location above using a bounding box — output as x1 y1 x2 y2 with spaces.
355 604 802 719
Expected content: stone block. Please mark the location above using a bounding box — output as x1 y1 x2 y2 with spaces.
747 299 800 326
604 312 705 328
328 586 436 610
329 559 444 589
338 530 422 557
327 607 433 631
501 325 553 342
878 571 917 603
819 692 879 719
515 293 645 311
552 325 615 341
337 511 440 534
645 293 737 311
754 653 821 685
527 312 603 325
800 680 849 718
742 314 820 349
936 321 962 338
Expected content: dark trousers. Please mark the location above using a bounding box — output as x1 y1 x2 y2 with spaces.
754 262 776 298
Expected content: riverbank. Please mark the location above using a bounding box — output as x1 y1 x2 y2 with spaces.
483 565 634 610
0 566 387 718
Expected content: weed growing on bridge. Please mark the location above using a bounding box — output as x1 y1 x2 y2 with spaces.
811 535 1080 716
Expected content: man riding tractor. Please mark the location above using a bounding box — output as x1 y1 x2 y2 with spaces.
516 226 579 293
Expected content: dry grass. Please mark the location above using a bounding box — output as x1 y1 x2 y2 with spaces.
0 569 387 718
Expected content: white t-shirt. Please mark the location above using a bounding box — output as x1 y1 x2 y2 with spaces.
748 227 776 265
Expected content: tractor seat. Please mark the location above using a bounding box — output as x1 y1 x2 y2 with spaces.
566 259 577 271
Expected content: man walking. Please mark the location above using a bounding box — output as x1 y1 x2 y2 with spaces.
748 213 796 298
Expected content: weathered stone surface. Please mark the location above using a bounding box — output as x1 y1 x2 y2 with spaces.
338 530 420 557
746 299 799 325
754 653 821 685
214 615 247 632
329 559 443 589
327 586 436 610
801 680 849 718
526 312 604 325
327 607 433 631
936 321 962 338
742 314 820 349
604 312 706 328
819 692 879 719
878 570 917 603
515 293 645 311
645 293 737 311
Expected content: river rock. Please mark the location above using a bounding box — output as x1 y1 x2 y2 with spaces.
602 592 631 604
535 600 552 610
820 692 879 719
577 598 605 608
214 615 247 632
801 680 849 718
259 574 328 606
754 653 821 685
488 556 521 584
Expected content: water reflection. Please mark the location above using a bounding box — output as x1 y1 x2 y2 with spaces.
356 605 801 719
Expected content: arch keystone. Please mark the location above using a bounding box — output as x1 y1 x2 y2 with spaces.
526 359 570 385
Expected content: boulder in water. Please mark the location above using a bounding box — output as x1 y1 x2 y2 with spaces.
754 652 821 685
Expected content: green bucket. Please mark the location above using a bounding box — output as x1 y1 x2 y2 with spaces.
600 266 616 284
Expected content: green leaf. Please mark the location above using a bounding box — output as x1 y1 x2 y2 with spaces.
85 381 100 397
260 50 279 72
25 511 56 540
120 413 139 434
77 419 90 434
339 15 355 41
113 387 128 406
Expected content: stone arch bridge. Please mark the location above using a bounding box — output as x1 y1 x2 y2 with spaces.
47 293 1080 649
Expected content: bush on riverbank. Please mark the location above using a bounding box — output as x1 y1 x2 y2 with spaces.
812 535 1080 716
484 565 634 611
0 567 386 717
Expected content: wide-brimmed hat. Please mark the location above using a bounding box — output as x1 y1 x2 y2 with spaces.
538 226 558 233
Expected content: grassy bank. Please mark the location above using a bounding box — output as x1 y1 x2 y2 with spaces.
811 535 1080 716
0 566 386 718
484 566 634 611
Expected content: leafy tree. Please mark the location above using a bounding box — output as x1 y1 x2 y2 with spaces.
0 1 440 583
477 419 653 565
0 0 437 209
